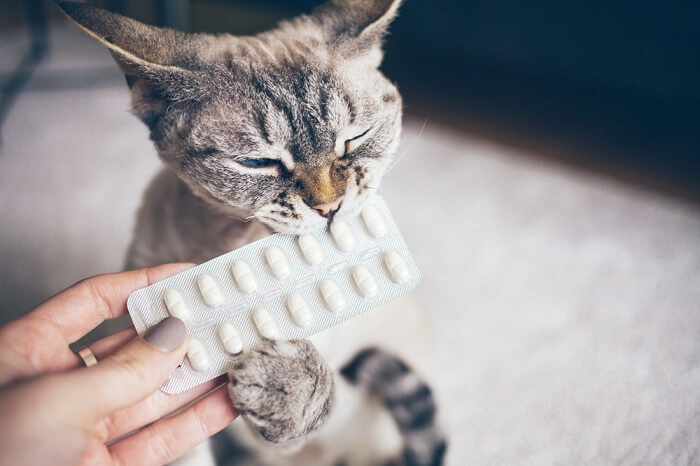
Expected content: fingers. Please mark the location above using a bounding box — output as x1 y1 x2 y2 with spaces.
0 263 192 383
56 317 189 422
108 385 238 466
89 327 137 361
30 263 194 343
98 376 226 443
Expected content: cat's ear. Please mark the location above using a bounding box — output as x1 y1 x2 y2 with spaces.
316 0 402 65
57 1 204 127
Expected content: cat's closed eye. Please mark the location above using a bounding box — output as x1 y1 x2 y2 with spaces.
343 128 372 157
238 158 279 168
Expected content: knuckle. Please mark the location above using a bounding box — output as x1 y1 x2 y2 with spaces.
95 412 117 441
150 424 177 463
110 344 152 385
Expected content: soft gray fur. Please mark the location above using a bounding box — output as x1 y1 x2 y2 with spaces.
59 1 446 464
58 0 402 235
228 340 335 445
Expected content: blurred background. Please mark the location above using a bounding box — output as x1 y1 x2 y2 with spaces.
1 1 699 464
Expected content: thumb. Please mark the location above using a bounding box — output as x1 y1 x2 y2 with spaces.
61 317 188 422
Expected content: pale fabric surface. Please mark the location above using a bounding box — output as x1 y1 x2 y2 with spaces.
1 25 699 465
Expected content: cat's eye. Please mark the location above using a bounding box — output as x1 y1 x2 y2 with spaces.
343 128 372 156
238 158 279 168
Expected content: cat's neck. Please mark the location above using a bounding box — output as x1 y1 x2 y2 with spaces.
163 169 271 262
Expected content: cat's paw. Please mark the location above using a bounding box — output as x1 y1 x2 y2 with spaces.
227 339 335 445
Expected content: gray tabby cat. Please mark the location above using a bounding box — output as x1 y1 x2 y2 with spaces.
58 1 446 464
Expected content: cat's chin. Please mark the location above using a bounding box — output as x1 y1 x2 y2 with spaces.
257 215 329 236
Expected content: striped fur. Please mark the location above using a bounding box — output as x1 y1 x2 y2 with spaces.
58 2 447 464
341 348 447 466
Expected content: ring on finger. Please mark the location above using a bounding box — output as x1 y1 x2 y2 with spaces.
76 347 98 367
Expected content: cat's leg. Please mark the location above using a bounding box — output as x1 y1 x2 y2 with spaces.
227 339 336 447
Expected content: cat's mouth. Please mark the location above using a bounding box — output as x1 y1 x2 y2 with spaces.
324 201 343 226
255 189 372 236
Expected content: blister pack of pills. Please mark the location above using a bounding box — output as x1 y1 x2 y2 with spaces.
127 195 421 394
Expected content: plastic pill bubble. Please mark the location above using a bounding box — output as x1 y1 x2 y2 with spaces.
265 246 290 280
383 249 411 284
330 221 356 252
187 338 210 372
285 293 313 327
319 279 346 313
231 260 257 294
361 205 388 238
218 322 243 355
351 265 379 298
297 234 323 266
196 274 224 307
163 289 190 321
253 308 279 339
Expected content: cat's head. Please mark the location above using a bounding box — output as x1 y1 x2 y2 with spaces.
59 0 403 233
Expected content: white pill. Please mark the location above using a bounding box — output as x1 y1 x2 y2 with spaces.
383 249 411 284
361 205 388 238
351 265 379 298
319 279 346 313
297 234 323 266
187 338 210 372
218 322 243 355
231 259 257 294
285 293 313 327
163 288 190 321
196 274 224 307
330 221 356 252
265 246 290 280
253 308 279 339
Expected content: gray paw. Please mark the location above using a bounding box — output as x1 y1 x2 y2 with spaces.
227 339 336 445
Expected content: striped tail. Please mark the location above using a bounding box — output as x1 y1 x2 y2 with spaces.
340 348 447 466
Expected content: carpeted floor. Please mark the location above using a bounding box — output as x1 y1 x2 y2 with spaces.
1 24 699 465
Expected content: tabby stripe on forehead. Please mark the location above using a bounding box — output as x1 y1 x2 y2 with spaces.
256 111 273 146
340 90 358 125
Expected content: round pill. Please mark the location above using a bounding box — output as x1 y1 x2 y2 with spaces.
383 249 411 284
361 205 388 238
187 338 210 372
285 293 313 327
351 265 379 298
196 274 224 307
231 259 257 294
253 307 280 339
319 279 346 313
218 322 243 355
163 288 190 321
297 234 323 266
330 221 356 252
265 246 290 280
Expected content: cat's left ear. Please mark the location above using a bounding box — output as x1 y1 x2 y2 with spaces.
57 1 206 127
316 0 403 66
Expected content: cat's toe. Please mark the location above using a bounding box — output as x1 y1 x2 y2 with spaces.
227 339 335 445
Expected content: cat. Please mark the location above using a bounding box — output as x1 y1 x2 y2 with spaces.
58 1 446 465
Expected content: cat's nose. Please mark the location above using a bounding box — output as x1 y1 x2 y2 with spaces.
312 195 344 218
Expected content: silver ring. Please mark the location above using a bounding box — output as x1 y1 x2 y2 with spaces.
76 347 98 367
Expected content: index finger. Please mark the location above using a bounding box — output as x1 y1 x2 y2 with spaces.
30 263 195 343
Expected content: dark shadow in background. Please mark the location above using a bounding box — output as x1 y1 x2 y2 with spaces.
1 0 698 200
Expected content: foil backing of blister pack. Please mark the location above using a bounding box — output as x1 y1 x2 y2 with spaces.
127 195 421 394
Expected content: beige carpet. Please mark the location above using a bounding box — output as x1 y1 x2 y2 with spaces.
1 24 699 465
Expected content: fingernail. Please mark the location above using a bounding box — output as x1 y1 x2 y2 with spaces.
143 317 187 352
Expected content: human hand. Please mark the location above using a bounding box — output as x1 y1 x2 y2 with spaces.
0 264 238 465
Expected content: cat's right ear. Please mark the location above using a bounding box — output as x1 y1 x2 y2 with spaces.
315 0 403 66
56 1 204 128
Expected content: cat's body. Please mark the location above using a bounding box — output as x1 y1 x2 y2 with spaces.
59 1 446 464
127 168 435 465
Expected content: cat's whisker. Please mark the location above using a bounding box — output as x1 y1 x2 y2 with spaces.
383 118 429 175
